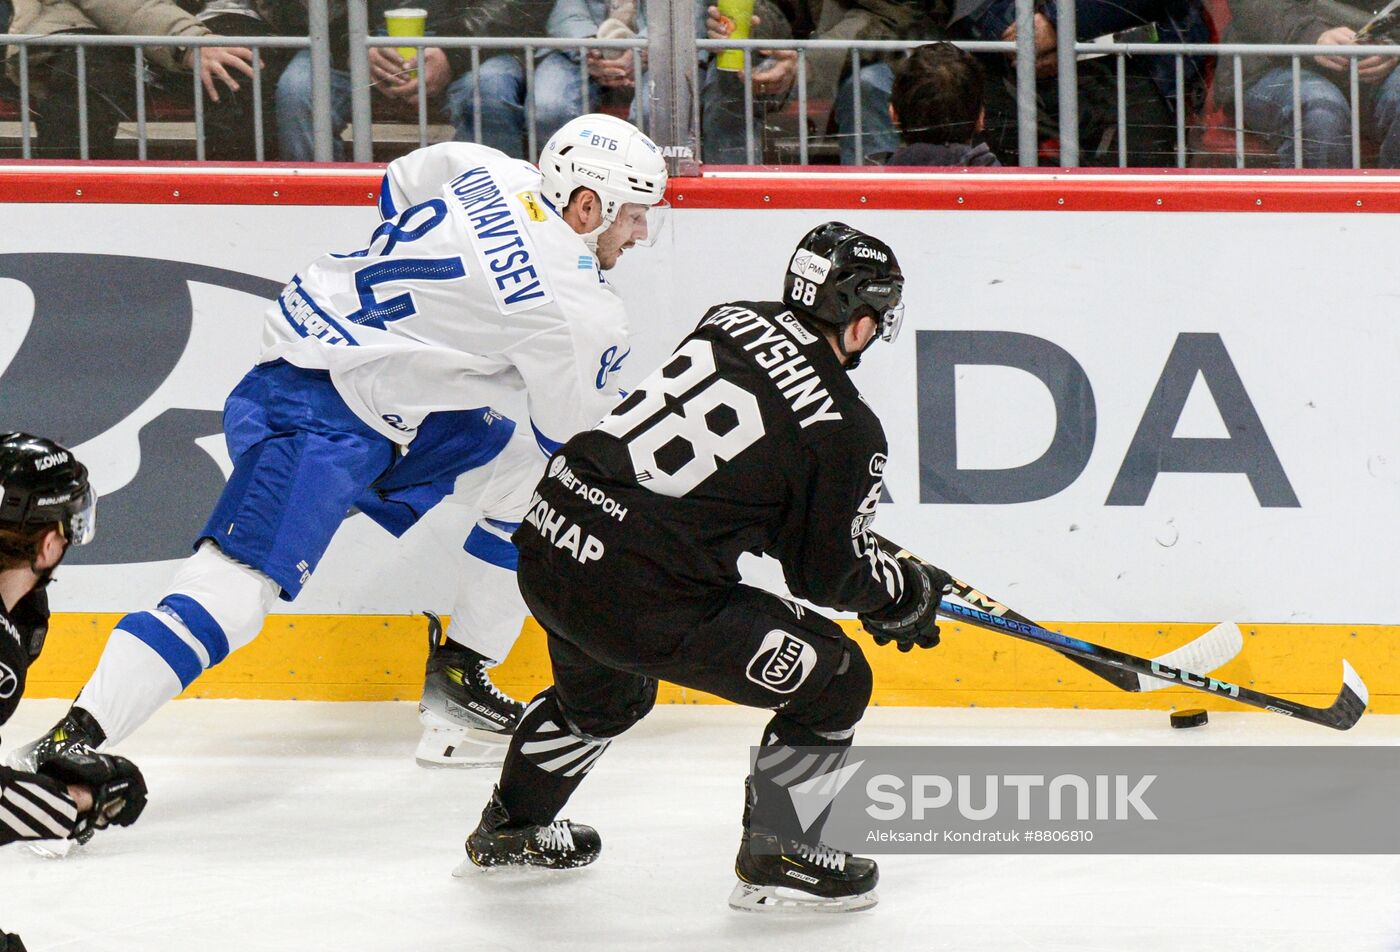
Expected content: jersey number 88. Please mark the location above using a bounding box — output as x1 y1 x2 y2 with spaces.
598 339 765 497
790 277 818 307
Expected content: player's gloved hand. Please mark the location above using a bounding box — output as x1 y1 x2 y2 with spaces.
860 557 953 652
39 751 148 841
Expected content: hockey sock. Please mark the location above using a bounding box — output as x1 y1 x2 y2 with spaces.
496 689 610 827
77 543 278 746
447 519 527 664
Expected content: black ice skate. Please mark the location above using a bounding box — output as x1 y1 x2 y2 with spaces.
457 786 601 871
416 612 525 768
729 777 878 913
6 707 108 855
6 706 106 774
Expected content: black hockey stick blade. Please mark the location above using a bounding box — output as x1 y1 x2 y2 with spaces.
938 598 1369 731
877 535 1242 694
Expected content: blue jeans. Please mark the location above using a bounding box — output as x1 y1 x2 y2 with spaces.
701 59 897 165
832 62 899 166
275 50 353 161
446 51 590 158
1243 64 1400 168
275 50 586 162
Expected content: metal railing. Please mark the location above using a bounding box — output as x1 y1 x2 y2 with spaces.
3 33 312 160
4 0 1400 171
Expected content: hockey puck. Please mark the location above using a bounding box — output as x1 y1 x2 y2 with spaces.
1169 708 1209 729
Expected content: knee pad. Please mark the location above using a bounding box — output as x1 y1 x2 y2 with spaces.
554 678 658 742
161 542 279 663
774 644 872 744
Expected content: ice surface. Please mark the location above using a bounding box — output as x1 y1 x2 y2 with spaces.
4 700 1398 951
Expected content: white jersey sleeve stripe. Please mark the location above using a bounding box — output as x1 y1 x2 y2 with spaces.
0 800 46 840
8 775 78 821
4 785 75 837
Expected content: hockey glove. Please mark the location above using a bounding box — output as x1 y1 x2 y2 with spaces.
38 751 148 841
859 557 953 652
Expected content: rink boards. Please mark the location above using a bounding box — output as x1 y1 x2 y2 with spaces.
2 164 1399 711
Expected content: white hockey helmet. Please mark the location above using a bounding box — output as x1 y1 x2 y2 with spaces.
538 113 669 249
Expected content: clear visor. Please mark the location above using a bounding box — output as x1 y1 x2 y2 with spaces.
65 487 96 546
879 301 905 344
611 199 670 248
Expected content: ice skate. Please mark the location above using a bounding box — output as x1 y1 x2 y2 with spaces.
728 777 878 912
455 786 601 872
415 611 524 768
729 830 879 913
7 707 107 856
6 706 106 774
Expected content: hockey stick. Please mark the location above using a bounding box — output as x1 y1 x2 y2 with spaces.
876 539 1367 730
875 535 1243 693
936 598 1368 731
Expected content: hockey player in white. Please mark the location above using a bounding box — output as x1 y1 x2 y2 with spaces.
10 113 669 787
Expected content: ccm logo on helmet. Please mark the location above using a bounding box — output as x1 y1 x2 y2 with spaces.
34 451 69 471
851 246 888 263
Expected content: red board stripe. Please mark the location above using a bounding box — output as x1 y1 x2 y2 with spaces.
3 162 1400 212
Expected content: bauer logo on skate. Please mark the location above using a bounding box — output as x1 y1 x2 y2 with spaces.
745 630 816 694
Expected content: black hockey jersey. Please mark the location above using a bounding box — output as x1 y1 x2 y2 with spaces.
0 590 79 846
517 300 906 617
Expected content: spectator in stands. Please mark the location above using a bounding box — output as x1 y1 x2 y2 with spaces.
1217 0 1400 168
884 41 1000 165
273 0 550 161
541 0 652 141
5 0 267 159
950 0 1210 166
702 0 940 166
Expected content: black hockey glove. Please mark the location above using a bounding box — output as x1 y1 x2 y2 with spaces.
38 750 148 841
860 557 953 652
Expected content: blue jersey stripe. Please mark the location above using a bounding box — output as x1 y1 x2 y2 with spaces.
159 594 231 668
531 422 563 456
120 611 203 688
464 524 519 570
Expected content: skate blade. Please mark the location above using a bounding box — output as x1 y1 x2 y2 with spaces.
3 740 40 774
727 881 878 913
24 838 78 859
415 718 510 769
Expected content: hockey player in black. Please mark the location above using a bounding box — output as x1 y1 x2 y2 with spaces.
460 223 953 912
0 435 147 935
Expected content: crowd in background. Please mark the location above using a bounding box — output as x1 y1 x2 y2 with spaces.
2 0 1399 168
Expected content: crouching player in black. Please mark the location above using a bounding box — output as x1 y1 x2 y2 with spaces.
0 435 147 948
460 223 952 912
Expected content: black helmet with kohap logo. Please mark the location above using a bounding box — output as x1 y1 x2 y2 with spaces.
782 222 905 368
0 433 95 546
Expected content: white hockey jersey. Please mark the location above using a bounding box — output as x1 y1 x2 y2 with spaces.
259 142 631 451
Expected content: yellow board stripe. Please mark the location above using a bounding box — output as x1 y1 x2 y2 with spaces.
24 614 1400 713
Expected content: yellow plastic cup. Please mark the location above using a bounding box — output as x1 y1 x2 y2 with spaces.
384 7 427 72
715 0 754 72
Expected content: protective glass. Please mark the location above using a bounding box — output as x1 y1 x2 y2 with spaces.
65 487 96 546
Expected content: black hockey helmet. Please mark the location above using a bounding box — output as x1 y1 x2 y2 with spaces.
783 221 905 355
0 433 95 546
